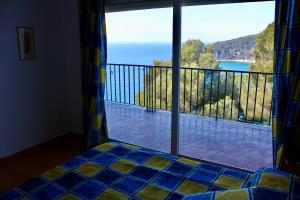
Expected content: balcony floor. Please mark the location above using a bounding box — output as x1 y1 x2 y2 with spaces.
106 102 272 171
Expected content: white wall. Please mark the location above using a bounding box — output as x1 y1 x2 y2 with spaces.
0 0 83 158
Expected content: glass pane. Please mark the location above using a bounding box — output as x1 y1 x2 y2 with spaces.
179 1 275 171
105 7 173 153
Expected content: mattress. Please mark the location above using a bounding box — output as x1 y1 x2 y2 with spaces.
1 141 298 200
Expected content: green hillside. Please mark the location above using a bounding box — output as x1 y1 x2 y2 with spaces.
212 35 256 61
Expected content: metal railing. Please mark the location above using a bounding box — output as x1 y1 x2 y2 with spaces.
105 63 274 125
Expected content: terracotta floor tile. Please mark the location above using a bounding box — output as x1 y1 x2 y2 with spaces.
106 102 272 171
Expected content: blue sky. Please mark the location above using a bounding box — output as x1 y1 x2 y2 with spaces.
106 1 275 43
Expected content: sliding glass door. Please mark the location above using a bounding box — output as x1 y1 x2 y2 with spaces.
105 0 274 172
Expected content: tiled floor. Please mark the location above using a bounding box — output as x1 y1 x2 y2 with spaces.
106 102 272 171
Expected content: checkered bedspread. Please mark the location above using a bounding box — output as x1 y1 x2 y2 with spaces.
1 142 299 200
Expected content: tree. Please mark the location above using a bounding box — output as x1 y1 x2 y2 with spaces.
242 22 274 123
181 39 205 66
250 22 274 73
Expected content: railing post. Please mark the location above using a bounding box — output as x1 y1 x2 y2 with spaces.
171 0 181 155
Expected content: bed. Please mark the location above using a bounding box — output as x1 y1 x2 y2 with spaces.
1 141 299 199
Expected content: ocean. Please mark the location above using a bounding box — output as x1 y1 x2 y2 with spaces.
106 43 249 102
108 42 249 71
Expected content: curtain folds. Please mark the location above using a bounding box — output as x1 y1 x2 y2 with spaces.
272 0 300 170
79 0 108 148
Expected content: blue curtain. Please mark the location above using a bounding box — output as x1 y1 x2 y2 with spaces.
272 0 300 170
79 0 108 148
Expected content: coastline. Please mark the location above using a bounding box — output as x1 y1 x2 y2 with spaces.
218 59 254 63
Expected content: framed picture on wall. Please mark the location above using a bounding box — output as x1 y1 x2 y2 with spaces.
17 27 35 60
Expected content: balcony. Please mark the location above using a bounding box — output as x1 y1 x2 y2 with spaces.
105 63 273 171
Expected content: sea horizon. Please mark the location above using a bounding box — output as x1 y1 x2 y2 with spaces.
108 42 249 71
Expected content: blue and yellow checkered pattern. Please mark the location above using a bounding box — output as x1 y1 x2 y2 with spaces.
79 0 108 148
272 0 300 170
185 167 300 199
1 142 298 199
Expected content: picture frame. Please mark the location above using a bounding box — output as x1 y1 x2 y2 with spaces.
17 27 35 60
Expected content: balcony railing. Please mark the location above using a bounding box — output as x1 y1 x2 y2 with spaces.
105 63 274 125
